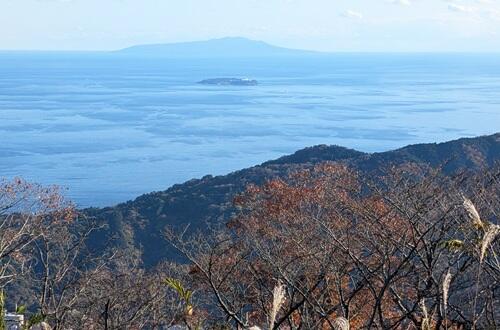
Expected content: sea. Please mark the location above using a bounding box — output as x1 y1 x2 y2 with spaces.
1 52 499 207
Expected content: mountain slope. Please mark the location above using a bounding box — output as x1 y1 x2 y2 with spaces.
85 133 500 267
117 37 321 57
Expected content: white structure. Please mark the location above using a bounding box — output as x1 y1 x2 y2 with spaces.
4 313 24 330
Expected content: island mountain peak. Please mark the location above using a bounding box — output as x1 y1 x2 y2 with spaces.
117 37 320 57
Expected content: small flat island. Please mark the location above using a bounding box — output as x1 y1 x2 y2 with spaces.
198 78 258 86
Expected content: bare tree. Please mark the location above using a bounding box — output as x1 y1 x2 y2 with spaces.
0 178 74 289
27 214 116 329
70 261 194 329
166 164 499 329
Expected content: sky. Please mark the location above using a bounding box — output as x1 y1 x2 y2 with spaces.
1 0 500 52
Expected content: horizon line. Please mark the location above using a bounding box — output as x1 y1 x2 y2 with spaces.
1 36 499 54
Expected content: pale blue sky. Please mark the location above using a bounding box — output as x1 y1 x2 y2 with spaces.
2 0 500 51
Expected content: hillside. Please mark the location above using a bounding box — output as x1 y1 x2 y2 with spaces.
117 37 321 58
85 133 500 267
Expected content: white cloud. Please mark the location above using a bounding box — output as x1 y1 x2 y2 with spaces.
484 8 500 20
391 0 411 6
341 10 364 20
448 4 475 13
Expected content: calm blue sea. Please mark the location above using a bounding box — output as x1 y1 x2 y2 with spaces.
1 53 499 207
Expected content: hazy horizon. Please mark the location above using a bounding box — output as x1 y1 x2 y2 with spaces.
2 36 500 54
3 0 500 52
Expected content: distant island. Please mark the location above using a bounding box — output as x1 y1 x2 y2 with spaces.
116 37 322 58
198 78 258 86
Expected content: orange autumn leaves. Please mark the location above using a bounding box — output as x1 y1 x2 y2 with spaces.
228 164 418 328
168 164 499 329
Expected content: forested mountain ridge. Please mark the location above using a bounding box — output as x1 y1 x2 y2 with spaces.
85 133 500 266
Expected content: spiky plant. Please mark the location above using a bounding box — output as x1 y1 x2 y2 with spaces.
268 282 286 330
24 314 46 330
442 239 464 252
442 270 452 328
463 197 483 229
15 305 26 315
420 299 431 330
0 291 5 330
480 224 499 264
332 317 349 330
463 198 499 329
165 277 194 316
